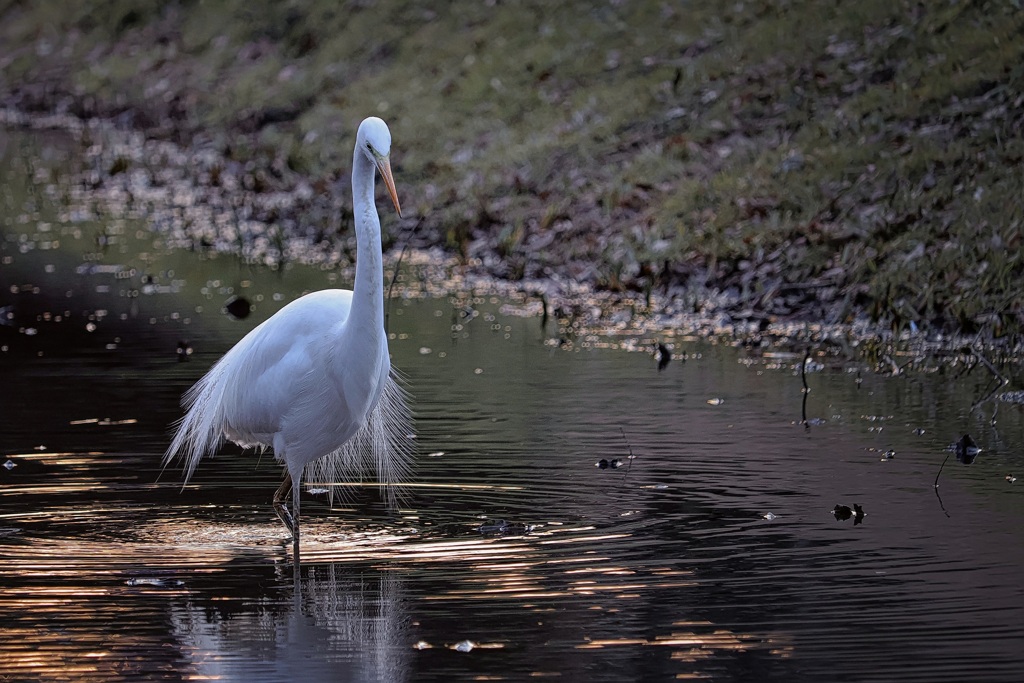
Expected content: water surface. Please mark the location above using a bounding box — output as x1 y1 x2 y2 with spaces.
2 127 1024 682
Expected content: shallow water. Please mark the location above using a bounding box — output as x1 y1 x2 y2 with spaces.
3 127 1024 682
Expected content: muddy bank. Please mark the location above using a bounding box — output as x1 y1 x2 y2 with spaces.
6 107 1022 397
1 1 1022 350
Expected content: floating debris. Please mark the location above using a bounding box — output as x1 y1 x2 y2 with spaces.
413 641 433 650
954 434 981 464
913 428 926 436
596 458 624 470
418 347 432 355
72 417 137 426
477 519 532 535
654 342 671 371
126 577 184 588
426 451 445 458
176 340 193 361
306 487 329 495
762 512 777 521
1007 474 1017 484
2 460 15 470
224 295 252 320
833 503 865 525
448 640 503 652
706 398 724 406
881 449 895 461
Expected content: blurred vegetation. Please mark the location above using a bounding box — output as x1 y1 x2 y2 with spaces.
1 0 1022 340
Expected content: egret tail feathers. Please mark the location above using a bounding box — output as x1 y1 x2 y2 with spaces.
163 362 229 484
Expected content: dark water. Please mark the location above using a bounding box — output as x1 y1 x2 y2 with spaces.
3 128 1024 682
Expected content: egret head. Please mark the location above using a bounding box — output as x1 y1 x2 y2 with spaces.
357 117 401 217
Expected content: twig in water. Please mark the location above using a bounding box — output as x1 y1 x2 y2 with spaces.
800 349 811 429
800 348 811 392
974 347 1008 384
969 346 1010 413
933 453 951 518
384 219 418 333
620 427 636 480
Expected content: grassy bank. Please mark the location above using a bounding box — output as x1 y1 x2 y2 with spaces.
2 0 1022 340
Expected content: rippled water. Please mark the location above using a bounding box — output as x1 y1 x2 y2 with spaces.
3 128 1024 682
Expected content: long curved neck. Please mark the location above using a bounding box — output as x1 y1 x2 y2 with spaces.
349 149 385 336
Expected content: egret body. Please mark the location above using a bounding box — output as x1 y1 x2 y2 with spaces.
164 117 413 554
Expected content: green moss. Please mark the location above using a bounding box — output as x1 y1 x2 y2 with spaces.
2 0 1023 337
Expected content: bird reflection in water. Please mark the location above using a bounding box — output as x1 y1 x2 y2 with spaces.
169 562 411 682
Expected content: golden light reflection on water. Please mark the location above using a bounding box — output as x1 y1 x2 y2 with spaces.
2 451 135 498
0 441 794 682
0 485 115 496
0 469 790 681
0 577 193 681
577 623 794 677
332 522 780 678
0 538 242 577
6 451 107 460
0 444 785 680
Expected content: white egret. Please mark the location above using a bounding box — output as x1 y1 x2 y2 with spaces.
164 116 414 554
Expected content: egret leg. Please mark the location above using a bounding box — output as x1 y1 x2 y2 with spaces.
273 471 296 536
291 471 301 558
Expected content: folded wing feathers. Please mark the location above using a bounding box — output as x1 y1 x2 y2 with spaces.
165 363 415 508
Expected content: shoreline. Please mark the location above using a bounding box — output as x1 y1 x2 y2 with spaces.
3 106 1021 377
2 2 1021 348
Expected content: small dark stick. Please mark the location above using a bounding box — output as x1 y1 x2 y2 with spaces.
800 348 811 428
933 453 951 518
656 343 671 371
384 220 417 333
801 348 810 392
620 426 636 480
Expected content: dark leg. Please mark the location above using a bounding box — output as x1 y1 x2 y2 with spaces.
274 470 295 536
291 471 301 560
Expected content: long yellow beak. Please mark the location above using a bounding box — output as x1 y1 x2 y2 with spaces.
376 156 402 218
